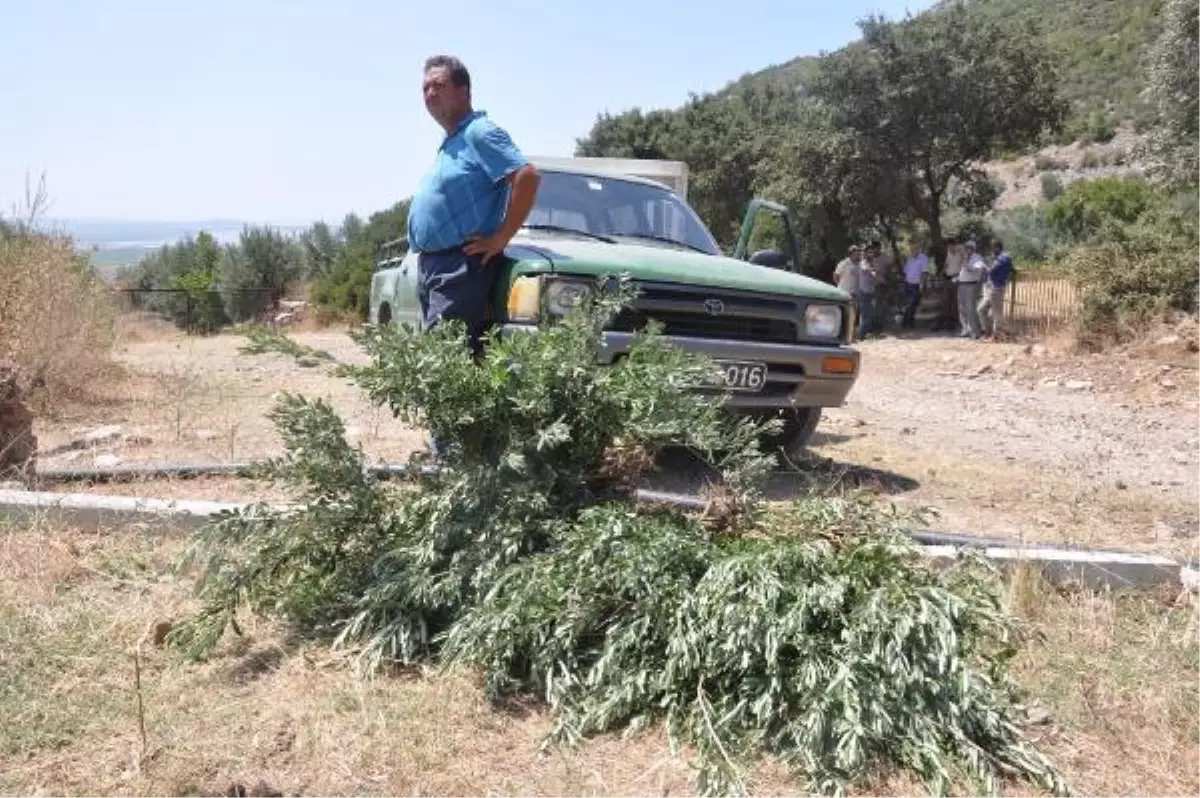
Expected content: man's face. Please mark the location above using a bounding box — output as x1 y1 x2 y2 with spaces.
423 66 468 127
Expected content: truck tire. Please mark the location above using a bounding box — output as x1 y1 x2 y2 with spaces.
756 407 822 462
378 303 392 326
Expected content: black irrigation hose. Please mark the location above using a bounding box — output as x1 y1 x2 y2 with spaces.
29 462 1188 565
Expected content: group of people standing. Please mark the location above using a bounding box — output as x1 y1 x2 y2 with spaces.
833 237 1013 342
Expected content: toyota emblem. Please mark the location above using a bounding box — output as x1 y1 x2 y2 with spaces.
703 298 724 315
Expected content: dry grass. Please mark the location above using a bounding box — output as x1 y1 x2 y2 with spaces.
32 326 423 471
0 202 121 414
1 516 1196 797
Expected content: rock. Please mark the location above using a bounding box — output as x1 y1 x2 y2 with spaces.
151 620 173 646
0 362 37 482
123 434 153 447
195 429 218 441
900 426 915 435
852 418 867 427
1041 379 1060 388
1064 379 1093 391
296 356 322 368
1156 335 1181 346
279 299 308 311
1171 451 1190 465
1115 479 1127 490
273 312 296 325
972 363 994 377
94 453 122 468
1161 379 1178 389
1003 356 1015 368
344 425 362 439
83 424 123 444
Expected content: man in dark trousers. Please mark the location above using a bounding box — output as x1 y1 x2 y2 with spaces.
408 55 541 356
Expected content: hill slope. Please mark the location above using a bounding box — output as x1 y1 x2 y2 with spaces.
719 0 1164 136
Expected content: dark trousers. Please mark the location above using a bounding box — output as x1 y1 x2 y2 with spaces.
901 283 921 328
855 292 877 338
417 247 498 357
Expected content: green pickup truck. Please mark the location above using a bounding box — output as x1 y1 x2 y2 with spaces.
369 157 860 456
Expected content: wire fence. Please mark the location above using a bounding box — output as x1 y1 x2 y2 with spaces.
113 288 282 333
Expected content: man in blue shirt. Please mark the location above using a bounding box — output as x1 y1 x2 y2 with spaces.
978 239 1013 340
408 55 541 355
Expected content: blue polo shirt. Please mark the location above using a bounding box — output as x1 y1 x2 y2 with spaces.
989 251 1014 288
407 110 528 253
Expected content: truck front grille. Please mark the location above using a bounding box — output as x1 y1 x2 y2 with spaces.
606 282 801 344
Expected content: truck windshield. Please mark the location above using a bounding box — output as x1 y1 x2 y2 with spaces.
522 170 722 256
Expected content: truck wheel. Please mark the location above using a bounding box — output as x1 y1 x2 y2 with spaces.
378 304 392 326
757 407 822 462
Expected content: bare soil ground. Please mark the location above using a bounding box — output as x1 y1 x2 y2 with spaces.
30 315 1200 560
1 519 1194 797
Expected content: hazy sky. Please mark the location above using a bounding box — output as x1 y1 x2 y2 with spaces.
2 0 934 225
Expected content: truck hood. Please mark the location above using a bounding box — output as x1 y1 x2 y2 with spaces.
506 236 849 302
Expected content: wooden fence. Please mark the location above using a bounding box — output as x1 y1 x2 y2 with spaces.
908 271 1078 336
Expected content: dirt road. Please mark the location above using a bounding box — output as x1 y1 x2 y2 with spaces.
32 320 1200 558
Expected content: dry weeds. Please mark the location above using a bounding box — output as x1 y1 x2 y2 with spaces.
0 213 120 412
0 517 1195 797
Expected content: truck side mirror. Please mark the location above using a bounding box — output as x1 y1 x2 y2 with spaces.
748 249 791 270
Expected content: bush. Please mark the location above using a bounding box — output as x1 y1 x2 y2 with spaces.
1080 149 1101 169
1034 154 1067 171
1069 243 1198 340
0 217 117 408
989 205 1063 262
170 282 1068 796
1082 112 1117 144
1040 172 1064 200
1047 176 1153 241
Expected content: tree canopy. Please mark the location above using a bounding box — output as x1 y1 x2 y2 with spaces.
1145 0 1200 186
575 2 1065 277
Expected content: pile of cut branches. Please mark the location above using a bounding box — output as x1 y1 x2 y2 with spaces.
170 279 1067 796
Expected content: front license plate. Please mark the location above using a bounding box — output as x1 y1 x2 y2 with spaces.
707 360 768 392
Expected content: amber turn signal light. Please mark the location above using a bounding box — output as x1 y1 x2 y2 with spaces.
821 355 857 374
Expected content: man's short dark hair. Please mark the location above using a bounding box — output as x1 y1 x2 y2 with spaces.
993 238 1004 249
424 55 470 89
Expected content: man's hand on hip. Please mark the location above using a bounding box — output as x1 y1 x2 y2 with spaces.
464 232 509 264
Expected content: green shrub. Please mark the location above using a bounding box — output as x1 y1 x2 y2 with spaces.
1070 243 1198 338
169 282 1068 797
1047 176 1153 241
989 205 1063 262
1040 172 1064 200
1034 154 1067 171
1080 149 1101 169
1082 112 1117 144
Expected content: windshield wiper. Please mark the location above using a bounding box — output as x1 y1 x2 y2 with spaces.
521 224 615 244
613 233 711 254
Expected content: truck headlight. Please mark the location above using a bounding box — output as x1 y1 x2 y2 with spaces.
804 304 842 338
545 279 595 317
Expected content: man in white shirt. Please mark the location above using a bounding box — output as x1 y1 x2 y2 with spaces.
900 241 929 329
955 240 986 339
833 244 862 338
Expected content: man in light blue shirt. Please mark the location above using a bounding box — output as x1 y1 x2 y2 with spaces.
408 55 541 354
900 241 929 329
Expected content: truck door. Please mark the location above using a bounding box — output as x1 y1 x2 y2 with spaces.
391 251 422 328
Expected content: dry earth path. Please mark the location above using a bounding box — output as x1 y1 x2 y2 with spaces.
31 319 1200 558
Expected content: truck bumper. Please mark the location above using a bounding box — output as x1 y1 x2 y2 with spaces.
497 324 860 410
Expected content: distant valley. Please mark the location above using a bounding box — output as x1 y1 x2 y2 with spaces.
49 217 311 278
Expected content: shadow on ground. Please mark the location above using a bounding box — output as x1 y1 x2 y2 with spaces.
637 447 920 502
